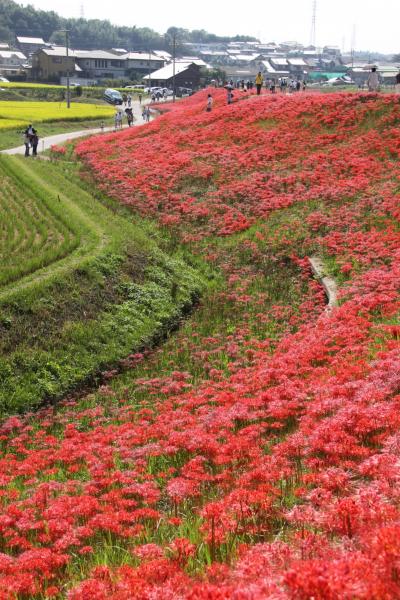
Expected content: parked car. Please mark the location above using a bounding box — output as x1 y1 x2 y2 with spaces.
176 87 193 97
0 77 10 83
103 88 123 105
324 76 355 87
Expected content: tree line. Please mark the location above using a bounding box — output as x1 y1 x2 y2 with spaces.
0 0 257 51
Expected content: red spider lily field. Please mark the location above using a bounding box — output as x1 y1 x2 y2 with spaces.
2 88 400 598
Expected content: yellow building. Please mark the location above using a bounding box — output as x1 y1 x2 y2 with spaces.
32 47 76 82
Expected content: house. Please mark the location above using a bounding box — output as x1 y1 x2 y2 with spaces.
0 50 27 77
180 57 207 67
74 50 126 79
143 61 201 89
262 60 289 79
153 50 172 61
17 36 46 57
270 57 289 71
122 51 165 75
31 47 76 81
287 58 308 76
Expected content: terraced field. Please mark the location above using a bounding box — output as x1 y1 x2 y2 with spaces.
0 158 78 287
0 156 203 413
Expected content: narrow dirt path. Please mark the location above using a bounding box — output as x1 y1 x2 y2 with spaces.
309 255 338 310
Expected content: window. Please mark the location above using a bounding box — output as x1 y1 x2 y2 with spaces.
52 56 62 63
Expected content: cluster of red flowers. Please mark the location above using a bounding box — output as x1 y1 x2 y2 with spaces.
0 90 400 597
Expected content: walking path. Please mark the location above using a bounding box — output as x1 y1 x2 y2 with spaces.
308 256 338 310
1 100 150 156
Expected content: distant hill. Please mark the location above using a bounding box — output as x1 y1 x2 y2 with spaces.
0 0 258 51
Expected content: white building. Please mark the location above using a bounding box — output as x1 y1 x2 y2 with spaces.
0 50 27 76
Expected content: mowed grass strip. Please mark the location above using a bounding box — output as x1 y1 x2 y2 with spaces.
0 101 114 130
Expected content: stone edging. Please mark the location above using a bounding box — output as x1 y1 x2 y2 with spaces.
308 256 338 310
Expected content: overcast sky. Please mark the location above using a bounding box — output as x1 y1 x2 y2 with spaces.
25 0 399 54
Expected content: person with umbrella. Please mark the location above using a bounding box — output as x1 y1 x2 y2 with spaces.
225 83 234 105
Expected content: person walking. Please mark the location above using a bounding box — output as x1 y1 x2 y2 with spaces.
226 88 234 104
255 71 264 95
206 93 213 112
145 106 151 122
367 67 380 92
115 110 123 130
127 93 132 108
138 93 142 104
23 131 30 157
31 131 39 156
125 107 133 127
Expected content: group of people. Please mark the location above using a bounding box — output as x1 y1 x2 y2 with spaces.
224 73 307 99
151 90 168 102
23 124 39 157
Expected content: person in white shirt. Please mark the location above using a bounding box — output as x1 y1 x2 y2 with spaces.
367 67 380 92
206 94 213 112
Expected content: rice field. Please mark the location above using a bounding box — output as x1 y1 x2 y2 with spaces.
0 101 114 130
0 158 80 287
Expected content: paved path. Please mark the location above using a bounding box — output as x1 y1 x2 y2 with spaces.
2 100 151 156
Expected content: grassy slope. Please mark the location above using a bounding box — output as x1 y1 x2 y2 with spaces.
0 156 205 414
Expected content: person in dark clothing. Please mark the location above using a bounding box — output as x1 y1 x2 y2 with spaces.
23 132 30 157
31 132 39 155
125 107 133 127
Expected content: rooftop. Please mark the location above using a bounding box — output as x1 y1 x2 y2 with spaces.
17 36 45 45
121 52 162 61
143 61 197 81
0 50 26 60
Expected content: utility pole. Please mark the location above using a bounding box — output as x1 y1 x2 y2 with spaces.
65 29 70 108
172 33 176 103
310 0 317 47
148 48 151 88
351 24 356 69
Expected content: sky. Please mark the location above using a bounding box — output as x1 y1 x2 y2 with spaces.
24 0 399 54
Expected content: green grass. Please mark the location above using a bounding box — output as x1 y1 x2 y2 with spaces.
0 117 114 150
0 156 205 414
